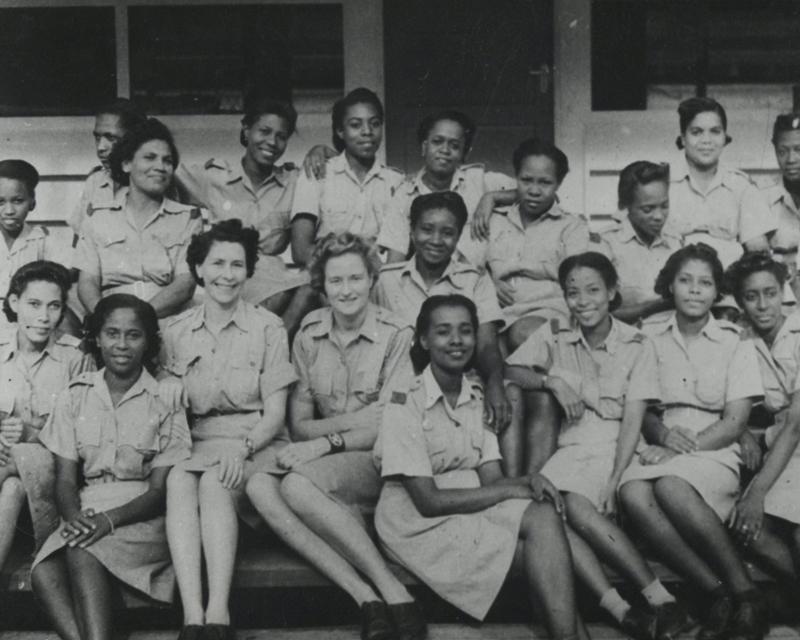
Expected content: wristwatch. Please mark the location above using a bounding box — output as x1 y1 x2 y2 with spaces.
325 432 345 455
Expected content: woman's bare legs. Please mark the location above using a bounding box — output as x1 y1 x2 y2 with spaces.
31 553 81 640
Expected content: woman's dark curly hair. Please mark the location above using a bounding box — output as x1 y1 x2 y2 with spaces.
186 218 260 286
557 252 622 312
108 118 179 186
410 294 479 374
723 251 788 308
240 95 298 148
331 88 384 153
512 138 570 184
3 261 72 324
617 161 670 210
417 110 477 157
676 97 732 150
84 294 161 374
308 232 380 295
654 243 724 303
409 191 469 233
0 159 39 198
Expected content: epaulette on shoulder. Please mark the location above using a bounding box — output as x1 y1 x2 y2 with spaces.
577 213 589 223
717 319 743 334
379 260 405 273
460 163 485 171
88 165 104 176
55 333 82 348
632 332 646 343
386 165 404 176
282 162 296 171
70 371 95 387
299 308 325 329
204 158 225 171
0 331 13 346
28 224 48 237
390 391 407 405
250 302 284 327
375 306 413 330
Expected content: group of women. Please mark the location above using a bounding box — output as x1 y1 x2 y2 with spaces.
0 86 799 640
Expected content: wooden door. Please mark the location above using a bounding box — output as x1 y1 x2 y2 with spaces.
383 0 554 176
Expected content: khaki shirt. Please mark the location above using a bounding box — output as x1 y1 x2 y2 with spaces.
0 331 93 425
764 180 800 258
75 195 201 298
39 368 191 480
68 166 120 234
291 152 404 244
375 164 515 264
292 303 413 418
0 223 69 299
373 257 504 328
592 215 683 307
175 158 298 259
375 366 500 478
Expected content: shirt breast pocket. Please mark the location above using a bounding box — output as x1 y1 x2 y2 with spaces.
422 417 448 458
227 361 261 406
74 413 103 453
599 367 628 406
148 233 184 282
309 369 338 417
116 413 162 479
353 368 382 407
695 362 727 407
99 231 128 274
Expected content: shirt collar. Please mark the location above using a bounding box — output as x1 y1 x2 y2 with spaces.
660 312 727 343
331 152 384 184
92 367 159 408
617 215 673 249
672 155 735 192
422 365 477 410
507 202 565 231
308 304 380 343
229 159 286 188
0 330 62 364
768 180 800 213
189 298 250 333
562 316 622 355
404 257 469 290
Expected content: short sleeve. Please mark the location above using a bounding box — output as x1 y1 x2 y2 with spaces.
291 333 315 406
478 428 502 466
260 321 298 399
43 231 74 270
625 339 661 404
726 338 764 402
172 213 203 277
68 179 93 234
506 323 554 371
739 181 777 244
38 388 79 462
473 273 505 326
152 408 192 468
174 163 211 208
562 216 591 258
377 327 414 405
591 234 616 262
377 399 434 478
290 171 323 222
483 171 517 193
376 193 411 255
74 219 102 276
486 215 515 280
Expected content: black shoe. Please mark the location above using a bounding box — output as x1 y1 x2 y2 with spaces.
729 598 768 640
203 624 236 640
361 601 395 640
621 607 658 640
697 594 734 640
177 625 203 640
656 600 696 640
388 601 427 640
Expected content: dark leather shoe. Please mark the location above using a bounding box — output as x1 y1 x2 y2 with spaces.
389 601 427 640
203 624 236 640
621 607 658 640
656 600 696 640
698 594 734 640
361 601 395 640
729 598 768 640
177 625 203 640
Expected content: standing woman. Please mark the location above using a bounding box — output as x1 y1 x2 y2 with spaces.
375 109 515 266
505 253 690 639
374 294 580 640
619 244 767 640
76 118 201 320
175 96 315 341
161 220 297 640
0 262 93 575
248 232 424 640
724 253 800 584
666 97 774 268
291 88 405 266
30 295 191 640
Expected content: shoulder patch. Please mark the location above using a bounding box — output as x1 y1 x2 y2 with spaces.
589 231 602 243
390 391 407 405
190 207 201 220
299 308 325 329
69 371 96 387
375 306 413 330
550 318 562 334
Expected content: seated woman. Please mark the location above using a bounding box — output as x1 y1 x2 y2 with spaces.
76 118 201 320
161 220 297 640
505 252 690 640
175 95 315 340
291 88 405 265
486 138 589 353
0 160 79 335
30 294 191 640
0 262 93 575
724 252 800 584
248 232 424 640
619 244 767 640
374 191 510 431
374 294 579 640
375 109 515 267
592 161 683 325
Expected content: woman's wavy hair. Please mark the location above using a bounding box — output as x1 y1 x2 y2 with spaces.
723 251 788 308
512 138 569 184
186 218 260 286
84 294 161 374
409 191 469 233
240 94 298 148
676 97 732 150
654 243 724 303
617 161 670 210
0 159 39 198
557 252 622 312
3 261 72 324
410 294 479 374
417 110 477 157
308 232 380 294
108 118 179 186
331 88 384 153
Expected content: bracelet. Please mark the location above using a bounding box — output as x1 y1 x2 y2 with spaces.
99 511 115 535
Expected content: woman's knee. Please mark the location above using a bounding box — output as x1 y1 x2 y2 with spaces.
166 468 197 495
618 480 652 512
0 476 25 501
652 476 693 505
246 473 281 508
279 472 316 511
521 499 564 539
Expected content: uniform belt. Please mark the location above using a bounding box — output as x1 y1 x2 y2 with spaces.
85 472 119 485
189 409 251 421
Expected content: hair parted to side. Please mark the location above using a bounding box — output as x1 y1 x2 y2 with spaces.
240 92 298 147
0 159 39 198
3 261 72 324
331 87 384 153
96 97 147 135
410 294 479 374
723 251 788 308
617 161 670 210
308 232 380 294
186 218 260 286
409 191 469 233
512 138 569 183
84 294 161 374
108 118 179 186
654 243 724 303
557 252 622 312
676 97 732 149
417 110 477 157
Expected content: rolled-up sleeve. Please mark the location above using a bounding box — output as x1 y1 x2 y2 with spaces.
39 388 79 462
260 322 298 400
152 409 192 468
625 339 661 404
726 338 764 402
377 399 433 478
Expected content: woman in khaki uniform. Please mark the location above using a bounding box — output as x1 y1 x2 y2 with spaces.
0 262 93 577
76 119 201 320
31 294 191 640
619 244 767 640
